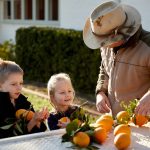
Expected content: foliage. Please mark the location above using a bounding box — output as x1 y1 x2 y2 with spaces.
15 27 101 95
120 99 138 117
62 105 99 149
0 40 16 60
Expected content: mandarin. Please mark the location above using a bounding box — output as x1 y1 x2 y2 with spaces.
59 117 71 123
116 111 130 124
73 132 90 148
114 124 131 136
96 117 113 132
114 133 131 150
16 109 34 121
132 114 148 127
93 127 107 144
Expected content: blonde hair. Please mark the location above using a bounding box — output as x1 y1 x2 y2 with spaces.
0 58 23 84
47 73 74 97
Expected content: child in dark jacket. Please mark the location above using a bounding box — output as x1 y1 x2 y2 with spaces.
0 59 49 138
47 73 78 130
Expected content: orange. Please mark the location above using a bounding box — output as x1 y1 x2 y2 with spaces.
114 124 131 136
16 109 34 121
25 110 34 121
16 109 26 119
59 117 71 123
114 133 131 150
99 114 114 125
116 111 130 124
132 114 148 127
96 117 113 132
93 127 107 144
100 114 113 120
73 132 90 148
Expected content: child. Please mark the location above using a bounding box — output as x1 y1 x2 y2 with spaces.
0 59 49 139
47 73 78 130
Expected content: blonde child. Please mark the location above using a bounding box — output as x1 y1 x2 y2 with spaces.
0 59 49 138
47 73 78 130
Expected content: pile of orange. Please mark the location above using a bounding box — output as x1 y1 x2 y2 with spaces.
69 110 149 149
116 110 148 127
16 109 34 121
72 113 113 148
114 122 131 149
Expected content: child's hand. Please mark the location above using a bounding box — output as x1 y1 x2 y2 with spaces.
57 119 70 128
31 107 49 127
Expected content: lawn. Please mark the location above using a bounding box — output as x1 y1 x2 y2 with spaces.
22 91 53 112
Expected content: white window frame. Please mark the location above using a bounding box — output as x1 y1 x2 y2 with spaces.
2 0 59 27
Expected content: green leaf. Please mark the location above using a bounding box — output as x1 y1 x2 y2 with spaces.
0 123 14 130
66 119 79 136
62 133 71 142
15 123 23 134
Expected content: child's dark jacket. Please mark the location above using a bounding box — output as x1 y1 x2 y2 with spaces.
48 106 78 130
0 92 47 139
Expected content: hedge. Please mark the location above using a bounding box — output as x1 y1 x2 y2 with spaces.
15 27 101 94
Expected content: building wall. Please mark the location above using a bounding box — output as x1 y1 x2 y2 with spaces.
59 0 102 30
122 0 150 31
0 0 150 43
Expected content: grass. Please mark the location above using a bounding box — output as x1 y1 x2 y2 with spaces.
22 91 99 123
22 91 53 111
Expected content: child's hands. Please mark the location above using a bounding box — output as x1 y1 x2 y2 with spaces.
57 117 70 128
31 107 49 127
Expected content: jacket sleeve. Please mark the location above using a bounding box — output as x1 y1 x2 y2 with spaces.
96 62 109 95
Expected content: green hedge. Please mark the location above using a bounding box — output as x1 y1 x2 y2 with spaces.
0 40 15 60
15 27 101 94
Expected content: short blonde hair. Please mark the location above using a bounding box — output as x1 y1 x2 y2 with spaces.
0 58 23 83
47 73 74 96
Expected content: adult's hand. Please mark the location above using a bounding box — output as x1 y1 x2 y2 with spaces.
135 91 150 116
96 91 111 113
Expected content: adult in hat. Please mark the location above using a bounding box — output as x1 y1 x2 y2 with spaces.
83 1 150 117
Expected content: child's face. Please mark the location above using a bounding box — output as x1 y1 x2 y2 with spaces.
51 80 74 108
0 73 23 100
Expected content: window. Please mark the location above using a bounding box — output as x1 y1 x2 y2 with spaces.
14 0 21 19
25 0 32 19
4 0 11 19
3 0 59 21
36 0 45 20
48 0 58 20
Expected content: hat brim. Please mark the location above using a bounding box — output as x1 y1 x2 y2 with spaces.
83 4 141 49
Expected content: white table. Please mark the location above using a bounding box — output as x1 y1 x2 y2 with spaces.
0 125 150 150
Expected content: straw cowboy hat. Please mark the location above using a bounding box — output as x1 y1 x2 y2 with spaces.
83 1 141 49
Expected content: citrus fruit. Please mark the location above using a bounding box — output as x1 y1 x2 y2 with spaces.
25 110 34 121
96 117 113 132
93 127 107 144
114 133 131 150
16 109 34 121
73 132 90 148
59 117 71 123
114 124 131 136
116 111 130 124
16 109 26 119
132 114 148 127
100 114 113 120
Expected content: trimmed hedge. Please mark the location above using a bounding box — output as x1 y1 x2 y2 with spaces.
15 27 101 94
